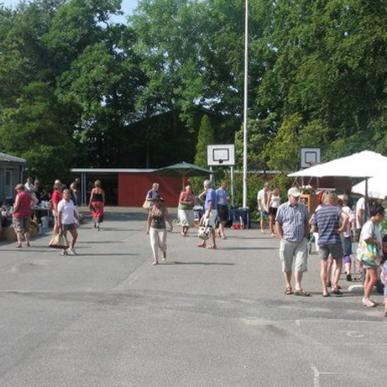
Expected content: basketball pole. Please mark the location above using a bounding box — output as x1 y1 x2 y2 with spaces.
242 0 248 209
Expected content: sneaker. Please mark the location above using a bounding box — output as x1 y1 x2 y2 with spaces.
67 248 77 256
60 250 68 256
362 297 376 308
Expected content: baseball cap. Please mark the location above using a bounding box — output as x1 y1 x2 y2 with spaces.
288 187 301 197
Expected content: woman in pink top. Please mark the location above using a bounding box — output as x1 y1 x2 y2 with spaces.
13 184 36 248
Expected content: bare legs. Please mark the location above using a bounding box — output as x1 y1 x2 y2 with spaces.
363 268 377 306
15 231 30 247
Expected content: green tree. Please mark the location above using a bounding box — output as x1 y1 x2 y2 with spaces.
194 115 215 167
0 82 76 182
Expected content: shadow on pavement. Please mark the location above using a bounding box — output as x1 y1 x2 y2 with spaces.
165 261 235 266
221 246 277 251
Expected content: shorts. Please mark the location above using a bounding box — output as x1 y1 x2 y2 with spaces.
217 205 229 222
319 243 343 260
13 217 31 233
268 207 278 217
63 223 77 232
260 210 268 220
204 210 218 228
279 238 308 273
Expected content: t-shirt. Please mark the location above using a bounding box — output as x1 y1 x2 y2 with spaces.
276 202 309 243
314 205 342 246
341 205 354 238
205 188 217 210
58 199 76 225
216 188 229 206
257 189 268 211
359 220 382 247
51 191 62 211
355 197 365 229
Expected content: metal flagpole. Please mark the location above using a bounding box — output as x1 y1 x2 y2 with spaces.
242 0 249 208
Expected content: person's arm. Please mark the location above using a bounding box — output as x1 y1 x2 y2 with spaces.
31 193 38 207
13 195 20 214
88 189 94 208
198 190 206 202
275 221 283 239
357 209 365 226
146 211 152 234
102 190 106 205
164 208 173 231
338 212 349 233
275 207 283 239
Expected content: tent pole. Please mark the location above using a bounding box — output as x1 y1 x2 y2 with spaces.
365 178 369 220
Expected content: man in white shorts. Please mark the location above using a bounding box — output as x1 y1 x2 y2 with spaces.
198 180 218 249
276 187 310 296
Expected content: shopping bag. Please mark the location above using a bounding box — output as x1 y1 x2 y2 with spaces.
49 233 69 249
142 200 151 209
198 217 210 240
356 241 379 266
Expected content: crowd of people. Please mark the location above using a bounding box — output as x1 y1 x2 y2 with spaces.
5 177 105 256
3 175 387 318
144 180 387 318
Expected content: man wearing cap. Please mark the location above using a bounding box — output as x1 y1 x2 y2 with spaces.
275 187 311 296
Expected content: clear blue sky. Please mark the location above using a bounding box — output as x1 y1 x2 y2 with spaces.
2 0 139 18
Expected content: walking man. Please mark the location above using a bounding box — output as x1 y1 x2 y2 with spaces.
198 180 217 249
276 187 310 296
314 192 348 297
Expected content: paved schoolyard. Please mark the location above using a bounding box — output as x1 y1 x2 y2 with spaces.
0 208 386 387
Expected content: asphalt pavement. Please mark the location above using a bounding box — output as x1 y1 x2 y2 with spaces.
0 208 386 387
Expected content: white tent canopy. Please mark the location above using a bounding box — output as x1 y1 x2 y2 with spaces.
288 150 387 178
352 176 387 199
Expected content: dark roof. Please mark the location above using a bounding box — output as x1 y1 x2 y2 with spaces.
0 152 26 164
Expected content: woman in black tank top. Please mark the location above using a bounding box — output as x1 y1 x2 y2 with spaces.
89 180 105 231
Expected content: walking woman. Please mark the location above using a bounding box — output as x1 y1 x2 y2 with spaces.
12 184 37 248
58 189 79 256
146 195 173 265
359 206 385 308
89 180 105 231
51 181 62 234
178 185 195 236
268 187 281 237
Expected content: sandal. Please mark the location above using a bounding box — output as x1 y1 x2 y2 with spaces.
284 287 293 295
322 292 330 297
332 288 343 296
294 289 311 297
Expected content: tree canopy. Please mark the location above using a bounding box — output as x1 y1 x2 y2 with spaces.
0 0 385 187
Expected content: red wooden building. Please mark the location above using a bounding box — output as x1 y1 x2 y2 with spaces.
71 168 182 207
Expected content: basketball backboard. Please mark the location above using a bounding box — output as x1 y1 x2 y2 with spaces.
300 148 321 168
207 144 235 166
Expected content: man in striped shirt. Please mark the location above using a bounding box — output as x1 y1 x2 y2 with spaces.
275 187 310 296
313 192 348 297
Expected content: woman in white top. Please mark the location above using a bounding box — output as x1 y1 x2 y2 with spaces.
58 189 79 256
268 188 281 236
